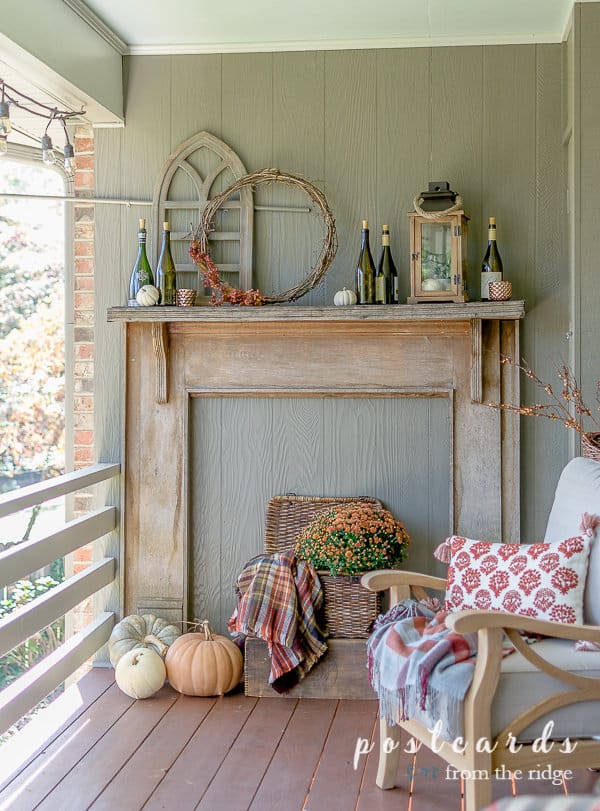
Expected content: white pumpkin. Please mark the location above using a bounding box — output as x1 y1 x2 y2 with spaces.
136 284 160 306
333 287 357 306
108 613 181 667
115 646 166 699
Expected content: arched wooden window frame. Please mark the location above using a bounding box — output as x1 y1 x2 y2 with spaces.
152 131 253 299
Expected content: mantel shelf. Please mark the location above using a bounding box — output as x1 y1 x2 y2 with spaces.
110 300 524 406
107 300 525 324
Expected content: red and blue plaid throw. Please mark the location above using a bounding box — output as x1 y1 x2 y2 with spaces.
367 599 480 741
228 550 328 692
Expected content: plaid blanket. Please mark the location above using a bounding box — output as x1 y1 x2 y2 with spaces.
228 550 328 692
367 599 479 741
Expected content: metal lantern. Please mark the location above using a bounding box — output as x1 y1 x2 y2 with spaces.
407 182 469 304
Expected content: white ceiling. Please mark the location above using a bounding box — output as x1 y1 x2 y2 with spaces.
0 0 585 150
76 0 579 54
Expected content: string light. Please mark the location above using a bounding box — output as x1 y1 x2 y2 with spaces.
0 78 84 173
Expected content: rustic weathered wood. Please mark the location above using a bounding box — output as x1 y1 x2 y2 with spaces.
116 311 521 631
108 301 525 323
470 318 483 402
151 322 168 403
151 131 253 296
408 211 469 304
244 638 376 699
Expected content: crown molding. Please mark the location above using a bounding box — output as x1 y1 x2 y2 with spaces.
125 32 564 56
61 0 127 55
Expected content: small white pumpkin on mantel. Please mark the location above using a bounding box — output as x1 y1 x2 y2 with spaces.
135 284 160 306
333 287 357 306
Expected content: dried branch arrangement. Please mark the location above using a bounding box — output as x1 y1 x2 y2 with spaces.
488 356 600 446
190 167 337 305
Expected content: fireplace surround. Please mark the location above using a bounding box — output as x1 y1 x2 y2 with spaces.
108 301 524 624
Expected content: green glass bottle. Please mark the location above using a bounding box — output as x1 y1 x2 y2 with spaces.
155 221 177 305
375 224 398 304
355 219 376 304
480 216 503 300
127 218 153 305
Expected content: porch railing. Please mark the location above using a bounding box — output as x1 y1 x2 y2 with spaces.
0 463 120 734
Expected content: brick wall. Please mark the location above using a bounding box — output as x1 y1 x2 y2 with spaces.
71 125 95 635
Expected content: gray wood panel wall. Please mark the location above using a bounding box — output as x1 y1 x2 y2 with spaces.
575 4 600 460
96 43 568 560
190 396 450 633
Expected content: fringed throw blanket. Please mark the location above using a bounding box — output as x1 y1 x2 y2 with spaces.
367 599 479 741
228 550 328 693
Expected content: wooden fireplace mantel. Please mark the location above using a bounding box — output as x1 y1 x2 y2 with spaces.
108 301 524 405
108 301 524 623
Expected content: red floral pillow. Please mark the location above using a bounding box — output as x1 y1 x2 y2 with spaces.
444 535 591 624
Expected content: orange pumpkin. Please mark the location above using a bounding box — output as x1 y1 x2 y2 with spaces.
165 620 243 696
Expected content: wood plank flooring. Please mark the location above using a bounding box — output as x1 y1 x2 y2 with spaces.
0 669 597 811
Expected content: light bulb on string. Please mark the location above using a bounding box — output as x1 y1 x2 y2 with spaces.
0 101 10 137
60 117 75 173
63 141 75 173
41 133 56 165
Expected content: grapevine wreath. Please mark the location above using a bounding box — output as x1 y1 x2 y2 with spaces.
189 167 337 305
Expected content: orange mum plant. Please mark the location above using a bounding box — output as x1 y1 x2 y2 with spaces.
295 502 410 576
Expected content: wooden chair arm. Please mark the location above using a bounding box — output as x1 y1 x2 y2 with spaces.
360 569 447 593
361 569 446 606
446 609 600 642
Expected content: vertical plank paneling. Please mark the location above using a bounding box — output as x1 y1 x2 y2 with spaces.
272 51 326 305
170 54 222 147
94 128 124 466
375 397 451 576
426 398 454 577
377 48 431 304
222 54 273 293
122 56 172 268
431 46 483 301
323 397 379 496
324 50 378 301
578 4 600 446
191 396 451 630
219 397 273 629
529 43 569 538
481 45 535 539
271 398 324 494
93 45 569 628
190 397 222 624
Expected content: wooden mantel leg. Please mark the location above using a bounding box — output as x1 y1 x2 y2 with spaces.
152 323 169 404
470 318 482 403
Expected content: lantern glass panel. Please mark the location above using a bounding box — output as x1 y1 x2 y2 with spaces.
421 222 452 291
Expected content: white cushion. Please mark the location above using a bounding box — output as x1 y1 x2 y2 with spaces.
492 638 600 740
544 457 600 625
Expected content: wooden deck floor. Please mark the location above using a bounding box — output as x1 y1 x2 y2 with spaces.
0 668 597 811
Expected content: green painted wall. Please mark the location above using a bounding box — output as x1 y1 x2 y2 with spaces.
96 43 568 545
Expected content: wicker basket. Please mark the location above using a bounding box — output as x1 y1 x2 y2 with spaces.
582 432 600 462
265 495 383 638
